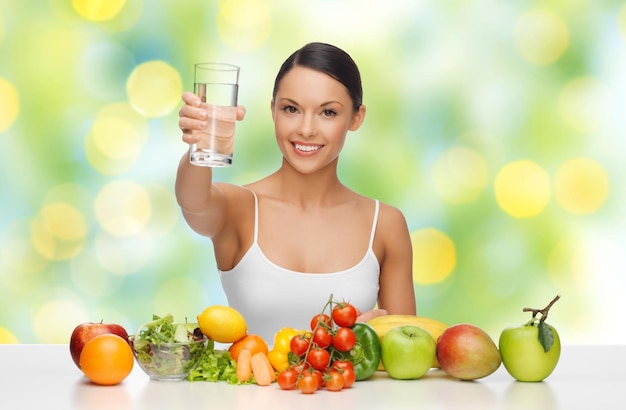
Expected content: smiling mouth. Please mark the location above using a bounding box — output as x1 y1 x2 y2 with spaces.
294 143 322 152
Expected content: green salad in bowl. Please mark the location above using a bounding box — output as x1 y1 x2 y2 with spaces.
129 314 213 381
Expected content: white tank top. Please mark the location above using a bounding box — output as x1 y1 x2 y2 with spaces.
218 192 381 343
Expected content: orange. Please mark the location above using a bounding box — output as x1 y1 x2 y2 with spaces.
229 334 268 361
79 333 134 385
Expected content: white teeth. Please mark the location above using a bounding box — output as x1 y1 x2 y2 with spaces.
295 144 321 152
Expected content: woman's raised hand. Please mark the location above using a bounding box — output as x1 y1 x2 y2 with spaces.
178 91 246 145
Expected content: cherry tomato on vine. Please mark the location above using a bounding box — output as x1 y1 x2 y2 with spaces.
290 334 310 356
307 347 331 371
332 303 358 327
324 369 345 392
332 360 354 371
312 327 333 349
291 362 310 374
307 369 324 387
333 326 357 352
340 366 356 388
277 368 298 390
310 313 332 330
298 373 320 394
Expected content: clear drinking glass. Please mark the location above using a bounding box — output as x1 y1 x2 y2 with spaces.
189 63 239 167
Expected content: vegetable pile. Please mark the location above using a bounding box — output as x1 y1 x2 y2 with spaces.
128 297 381 392
276 295 381 393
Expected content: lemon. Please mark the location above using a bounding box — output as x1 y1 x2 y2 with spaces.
197 305 247 343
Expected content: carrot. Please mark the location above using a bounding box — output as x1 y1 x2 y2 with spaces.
250 352 276 386
236 349 252 382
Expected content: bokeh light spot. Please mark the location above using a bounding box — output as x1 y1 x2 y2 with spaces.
40 202 87 242
0 220 49 275
0 326 19 344
30 218 56 260
95 180 151 236
84 103 149 175
432 146 489 204
71 0 127 22
411 228 456 285
31 214 85 261
558 77 611 134
514 9 569 65
494 160 551 218
217 0 272 51
126 60 182 118
33 299 87 343
554 158 609 215
0 78 19 132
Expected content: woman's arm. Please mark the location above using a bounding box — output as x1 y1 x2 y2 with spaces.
174 92 246 238
375 204 417 315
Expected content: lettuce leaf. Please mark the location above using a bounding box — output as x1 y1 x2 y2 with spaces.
187 349 252 384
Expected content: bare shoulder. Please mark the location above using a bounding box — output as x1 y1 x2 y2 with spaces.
377 201 410 234
211 181 251 202
370 200 411 259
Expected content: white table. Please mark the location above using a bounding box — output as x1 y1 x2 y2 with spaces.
1 344 624 409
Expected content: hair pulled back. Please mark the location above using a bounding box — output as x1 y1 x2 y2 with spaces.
272 42 363 112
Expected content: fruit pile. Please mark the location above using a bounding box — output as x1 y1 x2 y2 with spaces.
68 295 562 388
69 321 134 385
367 295 562 382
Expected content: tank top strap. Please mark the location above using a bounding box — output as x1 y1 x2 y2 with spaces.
249 189 259 243
368 200 380 249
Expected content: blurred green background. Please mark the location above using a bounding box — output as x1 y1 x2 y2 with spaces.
1 0 624 344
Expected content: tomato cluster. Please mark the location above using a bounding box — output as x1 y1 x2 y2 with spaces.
276 301 359 394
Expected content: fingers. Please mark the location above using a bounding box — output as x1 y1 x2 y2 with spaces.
356 309 388 323
236 105 246 121
179 92 246 144
179 93 208 141
182 91 201 107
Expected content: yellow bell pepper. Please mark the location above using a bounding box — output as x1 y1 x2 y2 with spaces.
267 327 302 372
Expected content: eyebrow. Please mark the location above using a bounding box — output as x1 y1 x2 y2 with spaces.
278 97 344 108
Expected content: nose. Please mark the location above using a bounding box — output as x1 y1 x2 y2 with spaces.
297 113 316 138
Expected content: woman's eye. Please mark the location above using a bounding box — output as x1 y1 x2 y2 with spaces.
322 109 336 117
284 105 298 114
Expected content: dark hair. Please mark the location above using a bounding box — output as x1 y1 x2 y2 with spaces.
272 42 363 112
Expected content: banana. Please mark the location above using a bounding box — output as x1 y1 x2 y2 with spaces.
366 314 448 369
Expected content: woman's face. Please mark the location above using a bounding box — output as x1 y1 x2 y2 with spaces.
271 66 365 174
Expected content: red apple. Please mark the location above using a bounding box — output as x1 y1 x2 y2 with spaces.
436 323 501 380
69 321 129 369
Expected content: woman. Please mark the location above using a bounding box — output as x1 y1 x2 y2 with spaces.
176 42 416 342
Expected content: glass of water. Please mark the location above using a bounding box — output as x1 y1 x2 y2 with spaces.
189 63 239 167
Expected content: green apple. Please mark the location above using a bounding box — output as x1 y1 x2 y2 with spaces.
499 295 562 382
381 325 436 380
436 323 502 380
499 321 561 382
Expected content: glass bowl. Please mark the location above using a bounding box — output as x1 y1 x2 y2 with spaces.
129 335 209 381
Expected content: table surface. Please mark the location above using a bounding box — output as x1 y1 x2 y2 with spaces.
1 344 624 409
